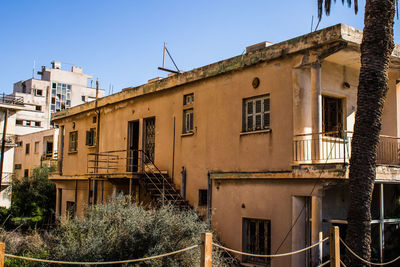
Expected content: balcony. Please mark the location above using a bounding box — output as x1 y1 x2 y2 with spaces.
0 134 17 147
293 132 400 166
0 93 23 106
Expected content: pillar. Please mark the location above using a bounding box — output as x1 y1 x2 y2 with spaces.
311 61 322 162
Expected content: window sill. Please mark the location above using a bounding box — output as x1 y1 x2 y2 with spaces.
181 132 194 137
240 129 271 136
87 145 97 148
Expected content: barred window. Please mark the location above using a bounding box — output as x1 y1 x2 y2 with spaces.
69 131 78 152
243 95 270 132
242 218 271 265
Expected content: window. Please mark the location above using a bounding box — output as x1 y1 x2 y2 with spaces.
86 128 96 146
242 218 271 265
51 82 71 112
93 116 97 123
35 105 42 111
183 93 194 134
14 164 21 170
16 141 22 147
198 189 208 206
24 169 29 177
16 120 23 125
81 96 86 102
34 121 41 127
25 143 30 155
69 131 78 152
34 141 39 153
323 96 343 137
183 109 194 133
25 120 31 126
243 95 270 132
183 93 194 105
35 89 43 96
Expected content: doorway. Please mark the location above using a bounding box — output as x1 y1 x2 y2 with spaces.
143 117 155 163
127 121 139 172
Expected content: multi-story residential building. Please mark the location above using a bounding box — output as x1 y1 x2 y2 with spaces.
12 61 105 135
50 24 400 266
0 94 25 208
12 61 105 178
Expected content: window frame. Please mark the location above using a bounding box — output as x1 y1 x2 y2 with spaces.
25 143 30 155
243 94 270 133
34 141 40 154
198 189 208 206
322 95 344 138
242 217 271 265
85 128 96 147
183 108 194 134
69 131 78 153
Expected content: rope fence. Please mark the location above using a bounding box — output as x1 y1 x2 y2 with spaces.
340 237 400 266
3 245 199 265
212 236 329 258
3 228 400 266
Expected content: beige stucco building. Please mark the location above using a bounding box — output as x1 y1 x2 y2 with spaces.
50 24 400 266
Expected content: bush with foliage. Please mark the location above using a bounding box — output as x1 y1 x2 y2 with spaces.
48 194 230 266
0 194 231 266
10 166 56 228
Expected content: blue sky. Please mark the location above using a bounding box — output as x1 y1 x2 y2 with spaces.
0 1 398 95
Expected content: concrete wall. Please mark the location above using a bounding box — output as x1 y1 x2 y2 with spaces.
14 128 58 178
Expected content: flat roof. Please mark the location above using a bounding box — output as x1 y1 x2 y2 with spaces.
52 24 400 121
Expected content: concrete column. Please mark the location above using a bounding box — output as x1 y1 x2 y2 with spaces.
311 195 322 265
311 62 322 162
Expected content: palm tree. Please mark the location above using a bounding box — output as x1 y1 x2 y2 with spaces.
318 0 395 266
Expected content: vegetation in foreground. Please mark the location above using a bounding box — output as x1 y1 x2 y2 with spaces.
1 194 231 266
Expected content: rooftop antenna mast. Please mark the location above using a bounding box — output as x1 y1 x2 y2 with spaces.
158 42 182 74
32 60 35 79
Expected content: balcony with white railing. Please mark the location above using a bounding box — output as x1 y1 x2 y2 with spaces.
293 131 400 166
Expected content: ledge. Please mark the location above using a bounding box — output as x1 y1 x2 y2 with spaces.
181 132 194 137
240 129 271 136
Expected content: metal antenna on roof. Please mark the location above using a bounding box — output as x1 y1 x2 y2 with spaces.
158 42 183 74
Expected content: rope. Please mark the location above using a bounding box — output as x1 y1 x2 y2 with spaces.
212 236 329 258
317 260 330 267
4 244 198 265
340 259 348 267
340 237 400 266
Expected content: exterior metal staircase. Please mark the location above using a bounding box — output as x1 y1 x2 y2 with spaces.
87 149 191 209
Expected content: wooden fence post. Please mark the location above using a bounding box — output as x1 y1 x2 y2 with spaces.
330 226 340 267
200 232 212 267
0 241 5 267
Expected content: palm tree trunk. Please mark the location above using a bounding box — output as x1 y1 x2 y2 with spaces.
345 0 395 266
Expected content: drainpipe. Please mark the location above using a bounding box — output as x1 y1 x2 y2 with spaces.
311 61 322 162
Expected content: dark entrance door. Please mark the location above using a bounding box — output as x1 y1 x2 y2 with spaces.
127 121 139 172
143 117 155 163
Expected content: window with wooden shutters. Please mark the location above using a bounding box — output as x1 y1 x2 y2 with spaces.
69 131 78 152
85 128 96 146
243 94 270 132
242 218 271 265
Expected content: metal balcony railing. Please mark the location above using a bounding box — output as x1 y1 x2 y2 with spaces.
293 131 400 166
40 152 58 161
0 93 24 106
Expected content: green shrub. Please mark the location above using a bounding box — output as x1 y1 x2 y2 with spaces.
48 194 230 266
10 166 56 229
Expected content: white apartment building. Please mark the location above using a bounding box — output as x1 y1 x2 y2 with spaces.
13 61 105 135
0 95 25 207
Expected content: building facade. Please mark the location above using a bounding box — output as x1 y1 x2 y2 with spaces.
0 94 25 207
12 61 105 178
50 25 400 266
